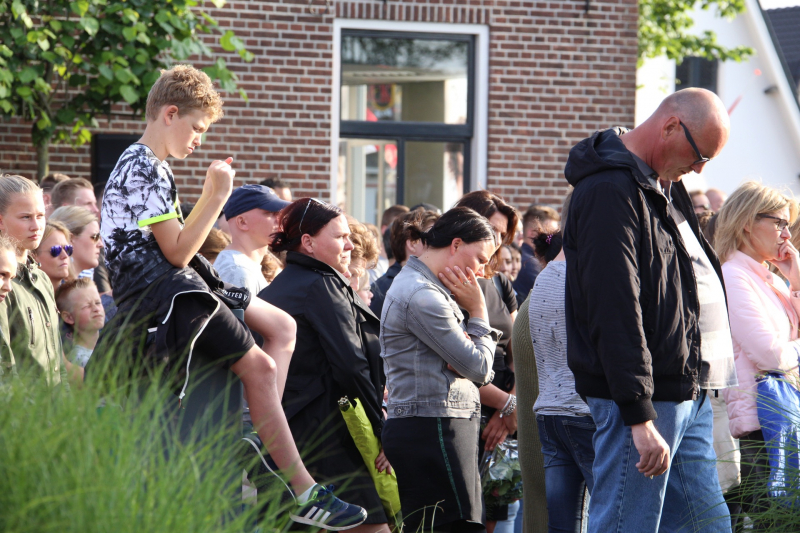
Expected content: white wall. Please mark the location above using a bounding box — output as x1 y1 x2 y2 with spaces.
636 1 800 196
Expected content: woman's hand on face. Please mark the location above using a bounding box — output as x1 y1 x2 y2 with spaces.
774 240 800 290
375 448 393 475
438 266 487 320
482 411 510 451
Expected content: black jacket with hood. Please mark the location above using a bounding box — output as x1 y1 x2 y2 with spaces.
258 252 385 439
563 128 724 426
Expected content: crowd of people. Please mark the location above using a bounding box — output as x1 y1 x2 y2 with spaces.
1 65 799 533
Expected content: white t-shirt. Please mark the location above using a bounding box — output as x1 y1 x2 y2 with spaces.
214 249 269 297
71 345 94 368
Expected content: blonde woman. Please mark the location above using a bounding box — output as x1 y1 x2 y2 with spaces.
716 181 800 529
33 222 73 292
0 174 66 387
49 206 103 279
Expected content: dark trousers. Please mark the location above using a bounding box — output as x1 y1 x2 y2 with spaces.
735 430 772 531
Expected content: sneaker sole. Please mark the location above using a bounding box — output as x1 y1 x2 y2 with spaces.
289 508 368 531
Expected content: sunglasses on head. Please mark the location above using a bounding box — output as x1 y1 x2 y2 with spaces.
298 198 327 234
50 245 73 258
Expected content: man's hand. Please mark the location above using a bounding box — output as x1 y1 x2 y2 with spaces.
631 420 670 477
204 157 235 198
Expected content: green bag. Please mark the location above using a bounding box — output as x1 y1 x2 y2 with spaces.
339 396 402 524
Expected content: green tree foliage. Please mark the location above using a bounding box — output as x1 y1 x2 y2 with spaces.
639 0 754 66
0 0 253 180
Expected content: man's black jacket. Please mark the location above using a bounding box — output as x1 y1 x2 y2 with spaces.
563 128 724 426
258 252 385 438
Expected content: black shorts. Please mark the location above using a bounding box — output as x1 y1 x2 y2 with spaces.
88 265 255 390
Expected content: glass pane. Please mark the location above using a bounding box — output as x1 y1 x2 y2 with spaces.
404 141 464 212
336 138 398 226
341 34 468 124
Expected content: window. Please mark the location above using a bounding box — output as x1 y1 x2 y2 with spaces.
333 23 487 225
91 134 139 186
675 57 718 93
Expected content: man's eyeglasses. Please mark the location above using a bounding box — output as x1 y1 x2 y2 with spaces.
50 245 73 258
679 121 711 166
757 214 791 232
694 203 711 211
298 198 326 234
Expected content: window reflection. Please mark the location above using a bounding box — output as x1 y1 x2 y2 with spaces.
337 139 398 225
341 35 468 124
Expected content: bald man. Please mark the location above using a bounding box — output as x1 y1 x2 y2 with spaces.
563 89 736 532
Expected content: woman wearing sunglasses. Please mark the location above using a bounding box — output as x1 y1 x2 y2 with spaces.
49 206 103 280
33 222 73 292
0 174 67 387
259 198 390 533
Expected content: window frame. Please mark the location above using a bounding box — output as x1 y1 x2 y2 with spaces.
331 19 489 206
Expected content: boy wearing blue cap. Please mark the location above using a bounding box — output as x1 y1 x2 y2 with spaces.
90 65 367 530
214 184 289 296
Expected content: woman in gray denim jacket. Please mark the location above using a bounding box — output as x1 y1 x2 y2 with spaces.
380 207 500 533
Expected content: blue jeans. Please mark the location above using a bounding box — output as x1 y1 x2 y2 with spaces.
493 500 520 533
586 392 731 533
537 414 596 533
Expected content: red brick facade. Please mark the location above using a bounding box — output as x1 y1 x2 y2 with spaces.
0 0 638 210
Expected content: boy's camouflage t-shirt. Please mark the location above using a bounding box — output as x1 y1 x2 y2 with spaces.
101 143 184 302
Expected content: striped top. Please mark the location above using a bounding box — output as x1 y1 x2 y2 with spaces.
530 261 590 416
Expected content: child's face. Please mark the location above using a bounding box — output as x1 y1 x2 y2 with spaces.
166 108 211 159
0 192 46 251
66 287 105 333
0 249 17 304
36 230 71 283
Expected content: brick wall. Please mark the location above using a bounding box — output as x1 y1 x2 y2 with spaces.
0 0 638 211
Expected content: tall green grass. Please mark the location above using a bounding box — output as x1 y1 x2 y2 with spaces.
0 362 292 533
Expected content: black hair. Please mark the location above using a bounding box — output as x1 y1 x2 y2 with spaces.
532 231 562 265
383 225 393 261
270 198 342 253
406 206 496 250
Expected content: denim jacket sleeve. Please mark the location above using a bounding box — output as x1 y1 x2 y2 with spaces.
406 287 497 385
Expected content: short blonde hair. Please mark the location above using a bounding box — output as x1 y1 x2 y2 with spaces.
49 206 98 238
50 178 93 209
715 181 798 262
348 218 380 269
145 65 224 123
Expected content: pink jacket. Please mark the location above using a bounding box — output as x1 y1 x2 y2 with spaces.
722 251 800 438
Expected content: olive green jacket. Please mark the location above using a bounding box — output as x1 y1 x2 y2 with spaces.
0 256 66 387
513 293 547 533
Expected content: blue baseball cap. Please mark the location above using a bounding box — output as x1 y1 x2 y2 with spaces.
224 184 291 219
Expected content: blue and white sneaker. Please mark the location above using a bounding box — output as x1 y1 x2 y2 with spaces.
290 484 368 531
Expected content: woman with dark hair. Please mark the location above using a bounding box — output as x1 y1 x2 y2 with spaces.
381 206 499 533
258 198 390 533
454 191 520 533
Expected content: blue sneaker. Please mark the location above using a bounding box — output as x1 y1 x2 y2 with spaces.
290 484 368 531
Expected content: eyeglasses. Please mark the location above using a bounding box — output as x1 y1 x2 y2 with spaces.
298 198 326 234
87 232 101 242
694 203 711 211
50 245 73 257
679 121 711 166
757 214 791 231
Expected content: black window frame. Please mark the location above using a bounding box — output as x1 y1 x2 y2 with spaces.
339 29 476 204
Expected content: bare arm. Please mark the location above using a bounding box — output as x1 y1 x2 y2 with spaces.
150 158 234 268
